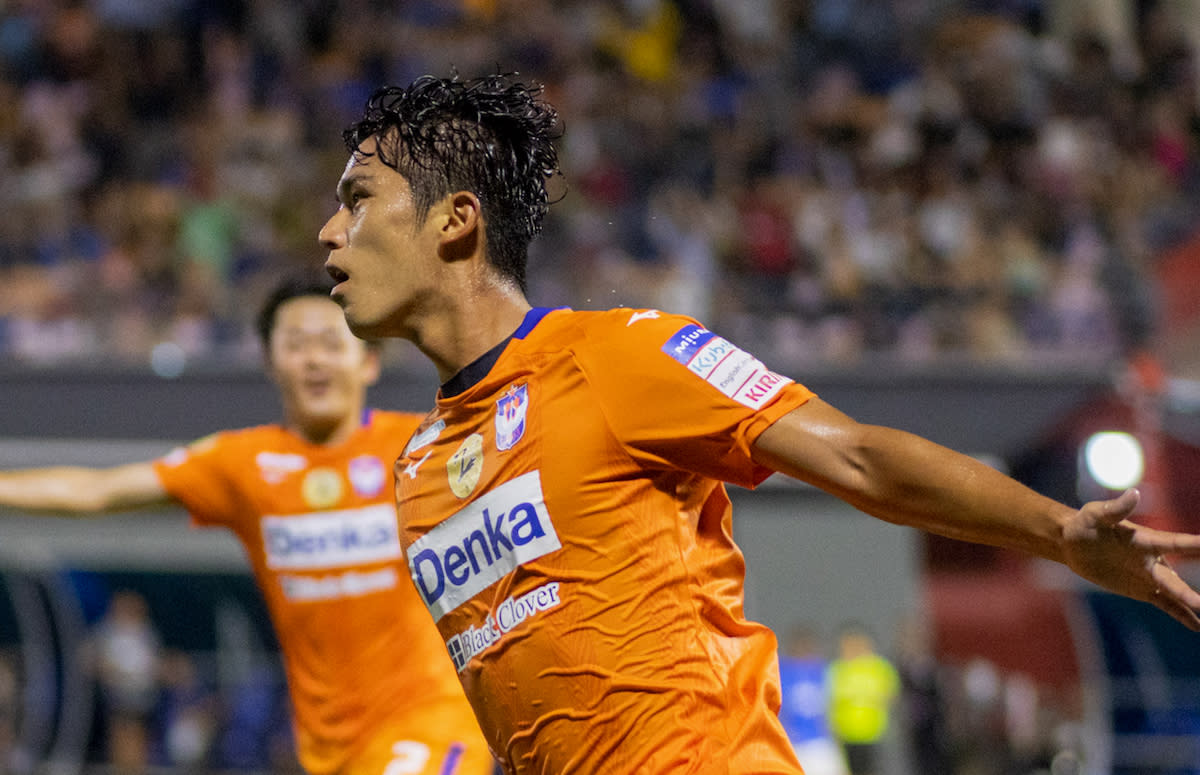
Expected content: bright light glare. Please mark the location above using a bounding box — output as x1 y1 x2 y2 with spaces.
1083 432 1144 490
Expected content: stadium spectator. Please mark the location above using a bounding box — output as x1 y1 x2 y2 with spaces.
153 650 218 771
777 624 847 775
1 1 1198 369
893 615 952 775
828 622 900 775
88 589 162 775
0 652 19 774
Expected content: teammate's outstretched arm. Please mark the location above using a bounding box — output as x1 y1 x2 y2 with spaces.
0 462 170 516
751 397 1200 631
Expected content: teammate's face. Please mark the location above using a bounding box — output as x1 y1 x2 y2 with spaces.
319 136 445 341
267 295 379 434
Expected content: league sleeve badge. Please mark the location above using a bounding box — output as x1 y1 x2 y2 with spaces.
447 433 484 499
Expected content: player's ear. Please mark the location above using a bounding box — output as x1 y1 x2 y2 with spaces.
437 190 481 263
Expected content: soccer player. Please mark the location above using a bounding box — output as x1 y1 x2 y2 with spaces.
318 73 1200 774
0 277 494 775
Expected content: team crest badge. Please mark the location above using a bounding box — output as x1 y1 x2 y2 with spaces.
495 383 528 451
302 467 344 509
447 433 484 499
348 455 386 497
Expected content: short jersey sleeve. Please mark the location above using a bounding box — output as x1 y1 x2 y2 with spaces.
152 432 247 528
574 310 815 487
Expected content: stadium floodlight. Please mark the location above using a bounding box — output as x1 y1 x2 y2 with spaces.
1082 431 1145 491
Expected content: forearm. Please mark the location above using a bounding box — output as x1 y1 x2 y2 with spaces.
823 425 1073 562
753 400 1075 563
0 463 167 515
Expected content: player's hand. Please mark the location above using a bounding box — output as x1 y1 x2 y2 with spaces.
1060 488 1200 630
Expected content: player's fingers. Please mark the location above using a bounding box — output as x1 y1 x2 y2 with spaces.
1093 487 1140 526
1150 558 1200 631
1151 588 1200 631
1133 528 1200 558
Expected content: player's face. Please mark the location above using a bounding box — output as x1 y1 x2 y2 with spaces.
319 136 445 340
267 295 379 430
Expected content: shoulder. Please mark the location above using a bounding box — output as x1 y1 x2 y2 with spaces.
206 424 288 450
523 308 742 387
159 424 281 466
534 307 705 351
367 409 428 436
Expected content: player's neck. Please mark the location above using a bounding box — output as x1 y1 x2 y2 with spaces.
287 408 363 447
412 283 531 383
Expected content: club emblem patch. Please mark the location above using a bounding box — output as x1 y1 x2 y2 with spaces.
348 455 386 497
495 383 529 451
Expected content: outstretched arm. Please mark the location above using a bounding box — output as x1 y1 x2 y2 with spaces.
0 461 171 516
752 397 1200 630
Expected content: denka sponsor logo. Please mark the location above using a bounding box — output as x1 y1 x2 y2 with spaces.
262 504 402 570
408 471 560 621
662 324 793 410
445 581 561 671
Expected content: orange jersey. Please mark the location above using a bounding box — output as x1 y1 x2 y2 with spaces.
153 410 491 775
395 308 815 774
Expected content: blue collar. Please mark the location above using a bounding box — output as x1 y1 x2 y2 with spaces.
440 307 565 397
513 306 562 339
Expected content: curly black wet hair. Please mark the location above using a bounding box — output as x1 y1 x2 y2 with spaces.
343 72 562 293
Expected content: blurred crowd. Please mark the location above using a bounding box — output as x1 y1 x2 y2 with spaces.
779 618 1095 775
2 0 1200 371
0 587 301 775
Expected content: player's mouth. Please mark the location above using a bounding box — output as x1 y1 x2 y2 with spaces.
302 377 333 397
325 262 350 297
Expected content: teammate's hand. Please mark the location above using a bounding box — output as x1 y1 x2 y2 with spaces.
1060 488 1200 630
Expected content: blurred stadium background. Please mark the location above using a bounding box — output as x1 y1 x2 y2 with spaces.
2 0 1200 773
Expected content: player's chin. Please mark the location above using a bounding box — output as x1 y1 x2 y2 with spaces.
297 402 348 428
345 317 388 341
343 309 395 341
337 305 376 337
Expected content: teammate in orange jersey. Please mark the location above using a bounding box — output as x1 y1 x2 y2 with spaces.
0 277 494 775
319 73 1200 775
